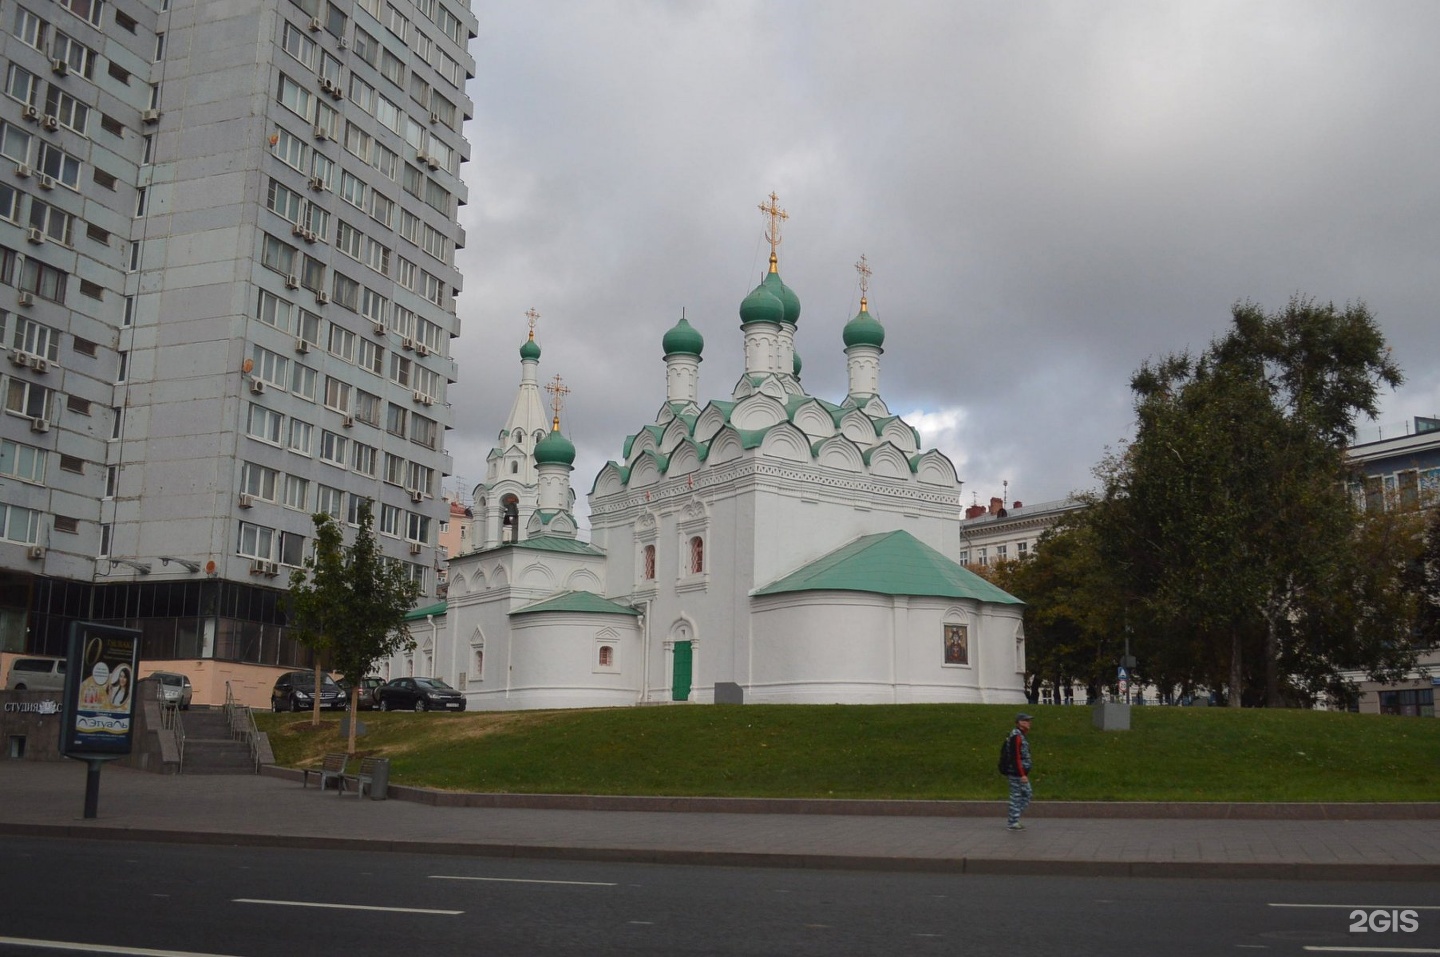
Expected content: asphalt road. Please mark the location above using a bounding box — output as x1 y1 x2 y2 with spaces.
1 837 1438 957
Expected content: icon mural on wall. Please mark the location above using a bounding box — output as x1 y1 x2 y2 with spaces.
60 623 140 757
943 624 968 665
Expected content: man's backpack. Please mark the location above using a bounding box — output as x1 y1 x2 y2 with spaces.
997 733 1017 775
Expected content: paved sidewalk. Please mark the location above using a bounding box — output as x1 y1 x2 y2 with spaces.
1 762 1438 881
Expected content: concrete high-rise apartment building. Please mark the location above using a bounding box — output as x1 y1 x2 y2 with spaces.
0 0 475 689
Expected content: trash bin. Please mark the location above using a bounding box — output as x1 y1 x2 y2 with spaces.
366 758 389 800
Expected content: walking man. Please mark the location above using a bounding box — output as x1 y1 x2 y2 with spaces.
1004 713 1033 830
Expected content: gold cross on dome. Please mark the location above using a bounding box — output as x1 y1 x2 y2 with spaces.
525 307 540 339
854 254 871 308
758 191 788 259
544 373 570 429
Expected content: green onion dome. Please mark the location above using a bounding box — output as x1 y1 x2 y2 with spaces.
842 300 885 349
762 270 802 326
533 423 575 466
739 280 785 327
792 349 803 376
519 335 541 361
662 315 704 358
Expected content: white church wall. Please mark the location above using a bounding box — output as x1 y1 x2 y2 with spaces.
469 612 642 710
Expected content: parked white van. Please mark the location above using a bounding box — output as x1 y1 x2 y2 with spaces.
4 656 66 692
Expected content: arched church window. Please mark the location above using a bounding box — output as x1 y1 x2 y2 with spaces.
689 536 704 575
534 430 545 445
501 494 520 543
512 428 523 444
642 544 656 581
474 648 484 678
510 461 518 474
598 645 613 667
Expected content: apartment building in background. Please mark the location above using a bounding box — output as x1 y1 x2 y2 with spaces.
0 0 475 697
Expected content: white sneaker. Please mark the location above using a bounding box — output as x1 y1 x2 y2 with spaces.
1007 822 1025 830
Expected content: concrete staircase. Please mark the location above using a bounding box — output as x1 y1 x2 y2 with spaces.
180 708 256 775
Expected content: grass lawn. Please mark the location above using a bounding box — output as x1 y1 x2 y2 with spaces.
255 703 1440 802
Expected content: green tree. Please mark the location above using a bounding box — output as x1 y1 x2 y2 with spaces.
1092 296 1408 706
287 502 422 749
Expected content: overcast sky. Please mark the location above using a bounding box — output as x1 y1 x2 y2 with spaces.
448 1 1440 524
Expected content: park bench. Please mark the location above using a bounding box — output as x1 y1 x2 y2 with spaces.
302 753 349 792
351 756 386 799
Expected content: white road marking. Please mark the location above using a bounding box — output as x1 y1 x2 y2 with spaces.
0 936 245 956
1302 948 1440 954
627 921 654 925
429 875 616 887
232 898 461 915
1272 905 1440 910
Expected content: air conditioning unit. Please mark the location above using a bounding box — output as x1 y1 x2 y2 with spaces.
42 114 58 131
408 542 422 555
249 377 266 394
319 77 335 94
313 125 329 141
302 229 316 243
294 337 310 353
10 349 29 366
141 108 160 124
371 322 386 336
330 85 343 101
428 112 440 125
314 290 329 304
284 274 300 289
238 492 254 508
29 355 48 373
51 58 68 75
416 151 430 164
307 176 324 191
26 227 44 244
263 560 280 577
341 414 354 428
29 416 48 433
14 163 31 177
401 337 415 351
249 557 267 574
27 545 45 560
22 105 39 122
415 342 430 357
410 489 424 503
38 175 54 190
425 156 440 171
17 292 34 307
308 16 323 30
291 223 306 237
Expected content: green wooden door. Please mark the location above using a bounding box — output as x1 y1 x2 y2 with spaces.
671 641 692 701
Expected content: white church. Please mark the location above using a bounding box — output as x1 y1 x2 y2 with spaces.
388 200 1028 709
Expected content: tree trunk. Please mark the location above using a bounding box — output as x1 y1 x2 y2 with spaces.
1228 630 1243 707
1264 605 1282 707
346 685 359 754
311 656 324 727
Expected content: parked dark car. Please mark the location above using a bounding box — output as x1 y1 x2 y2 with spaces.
271 671 347 712
375 677 466 712
338 676 385 710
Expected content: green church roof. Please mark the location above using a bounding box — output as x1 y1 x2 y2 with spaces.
511 591 640 617
754 530 1023 603
662 315 704 357
534 427 575 466
403 600 448 621
510 537 606 556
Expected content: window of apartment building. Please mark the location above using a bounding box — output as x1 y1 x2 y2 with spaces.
104 464 116 497
1017 541 1029 558
405 511 429 544
5 378 52 420
246 403 283 445
114 7 136 30
324 2 346 37
17 259 68 304
351 441 377 477
110 406 122 439
251 345 290 389
302 201 328 237
0 438 45 483
379 503 401 537
281 21 316 68
115 350 127 382
359 286 386 325
384 452 404 486
318 429 348 467
352 27 378 66
416 318 445 354
287 418 313 455
0 503 41 544
52 33 96 79
335 220 361 260
13 8 48 52
240 462 279 502
410 412 436 449
316 483 343 519
0 185 18 225
86 220 112 244
282 474 310 511
257 289 293 333
357 339 382 376
272 127 306 172
323 375 350 413
395 257 416 290
339 170 365 210
343 121 372 164
363 238 390 275
300 254 325 292
12 317 59 360
379 49 405 87
385 402 406 437
0 122 33 165
310 151 334 190
315 102 339 141
79 280 103 300
276 73 314 122
58 0 105 28
261 233 297 276
44 86 89 135
406 461 433 496
368 191 393 228
290 361 317 401
390 304 416 338
29 199 74 245
331 273 359 310
296 309 322 347
267 178 303 223
372 142 398 181
327 323 356 362
6 65 39 108
153 31 166 61
134 186 148 217
123 295 135 326
237 521 275 560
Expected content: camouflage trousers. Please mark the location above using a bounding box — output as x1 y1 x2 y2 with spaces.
1006 775 1032 825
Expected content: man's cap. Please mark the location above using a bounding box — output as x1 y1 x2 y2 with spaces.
1016 713 1033 722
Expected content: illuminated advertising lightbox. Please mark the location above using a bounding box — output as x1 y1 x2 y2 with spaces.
59 623 140 757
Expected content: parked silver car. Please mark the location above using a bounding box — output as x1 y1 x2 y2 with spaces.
148 672 193 709
5 656 66 692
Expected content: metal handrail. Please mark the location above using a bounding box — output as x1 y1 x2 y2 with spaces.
225 681 263 772
173 708 185 773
